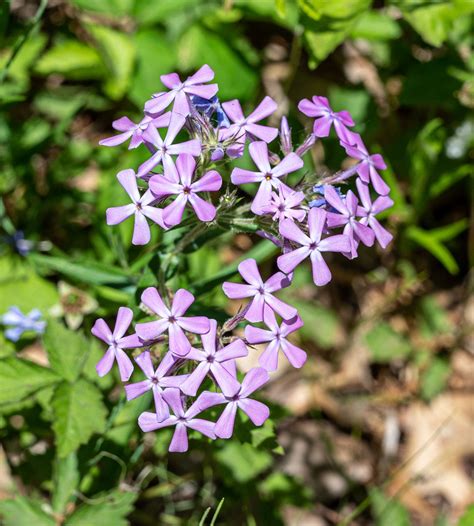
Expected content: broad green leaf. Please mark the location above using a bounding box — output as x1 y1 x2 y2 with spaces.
365 322 412 363
133 0 201 25
0 497 55 526
458 505 474 526
329 87 370 125
420 358 450 401
52 379 107 457
418 295 452 336
298 0 370 19
52 452 79 514
1 32 47 83
86 25 136 100
43 320 89 382
70 0 134 15
370 488 411 526
304 29 346 68
291 301 343 349
64 491 137 526
350 10 401 40
0 357 60 405
35 40 105 79
215 441 272 483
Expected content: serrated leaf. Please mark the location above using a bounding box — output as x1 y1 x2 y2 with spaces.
0 358 60 405
64 491 137 526
52 452 79 514
365 323 412 363
43 320 89 382
0 497 55 526
52 379 107 457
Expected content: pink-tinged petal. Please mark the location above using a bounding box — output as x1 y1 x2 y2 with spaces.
258 339 280 372
200 319 217 355
141 287 169 317
211 362 240 397
113 306 133 339
345 191 359 216
161 374 188 388
177 316 210 335
238 258 262 286
96 346 115 377
153 390 170 422
106 204 135 225
369 167 390 196
180 361 210 396
115 348 134 381
134 350 154 378
187 64 215 85
371 153 386 170
186 418 216 439
221 100 245 123
142 205 167 229
353 221 375 247
112 116 135 131
215 402 238 439
279 218 311 245
188 194 216 222
216 338 248 362
264 271 291 293
248 96 277 122
249 141 271 173
265 293 298 321
333 121 353 143
238 398 270 426
280 315 304 337
356 177 372 210
240 367 269 398
280 339 307 368
324 185 346 215
312 116 332 138
271 152 304 178
185 347 207 361
372 195 394 215
138 413 176 432
298 98 321 117
151 112 172 128
308 207 327 243
125 380 151 400
337 110 354 126
117 169 140 202
135 319 169 341
251 180 273 215
222 282 255 299
326 212 349 229
245 123 278 143
356 162 371 183
245 294 266 323
172 90 190 116
185 84 218 99
160 72 181 89
137 150 163 178
117 332 141 348
262 305 279 331
128 133 144 149
195 391 226 412
132 212 151 245
91 318 112 343
145 91 177 115
162 154 180 182
176 153 195 186
165 112 186 144
149 174 181 198
156 351 179 377
277 246 311 274
169 424 189 452
369 217 393 249
171 289 195 317
231 168 263 185
162 388 185 417
223 359 236 377
310 251 332 287
99 131 133 147
168 323 191 356
318 234 351 253
191 170 222 193
163 194 188 227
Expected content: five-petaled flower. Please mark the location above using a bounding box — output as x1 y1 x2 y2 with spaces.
1 306 46 342
262 185 306 224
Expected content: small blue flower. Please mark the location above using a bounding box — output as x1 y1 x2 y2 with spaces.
191 95 230 128
310 184 343 209
1 306 46 342
3 231 34 256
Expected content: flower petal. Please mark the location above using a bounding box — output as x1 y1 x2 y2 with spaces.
240 367 269 398
134 350 155 378
91 318 112 343
168 323 191 356
214 402 238 439
96 346 115 377
238 398 269 426
211 362 240 397
169 423 189 452
180 361 210 396
171 289 195 317
249 141 271 173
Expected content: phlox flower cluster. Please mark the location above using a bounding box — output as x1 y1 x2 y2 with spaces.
94 65 394 452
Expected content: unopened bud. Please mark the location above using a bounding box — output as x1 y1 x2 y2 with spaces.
295 133 316 156
280 116 293 155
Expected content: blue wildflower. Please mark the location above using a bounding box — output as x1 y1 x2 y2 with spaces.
1 306 46 342
191 95 230 128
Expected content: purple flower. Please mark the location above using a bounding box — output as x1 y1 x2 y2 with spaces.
106 169 167 245
149 154 222 227
341 133 390 195
91 307 142 381
180 319 248 397
138 388 216 452
356 178 394 249
245 308 306 371
278 208 351 286
222 258 297 323
221 96 278 143
125 351 187 422
324 185 375 259
1 306 46 342
144 64 218 116
137 113 201 178
230 141 303 215
279 116 292 155
298 96 354 142
99 113 171 149
135 287 210 357
261 185 306 223
197 367 270 439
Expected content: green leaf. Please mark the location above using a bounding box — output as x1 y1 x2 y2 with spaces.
350 11 401 40
43 320 89 383
428 218 469 243
370 488 411 526
0 357 60 405
133 0 200 25
299 0 370 19
86 24 136 100
0 497 55 526
328 87 370 126
52 452 79 514
35 40 105 79
64 490 137 526
429 165 471 198
304 29 346 68
365 322 412 363
1 32 47 83
52 379 107 457
215 441 272 483
420 358 450 401
70 0 134 15
458 505 474 526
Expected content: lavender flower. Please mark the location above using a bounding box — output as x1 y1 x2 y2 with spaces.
230 141 303 214
135 287 210 357
278 208 351 286
245 308 306 371
1 306 46 342
262 185 306 223
106 169 167 245
149 154 222 227
91 307 142 381
138 388 216 452
222 258 297 322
